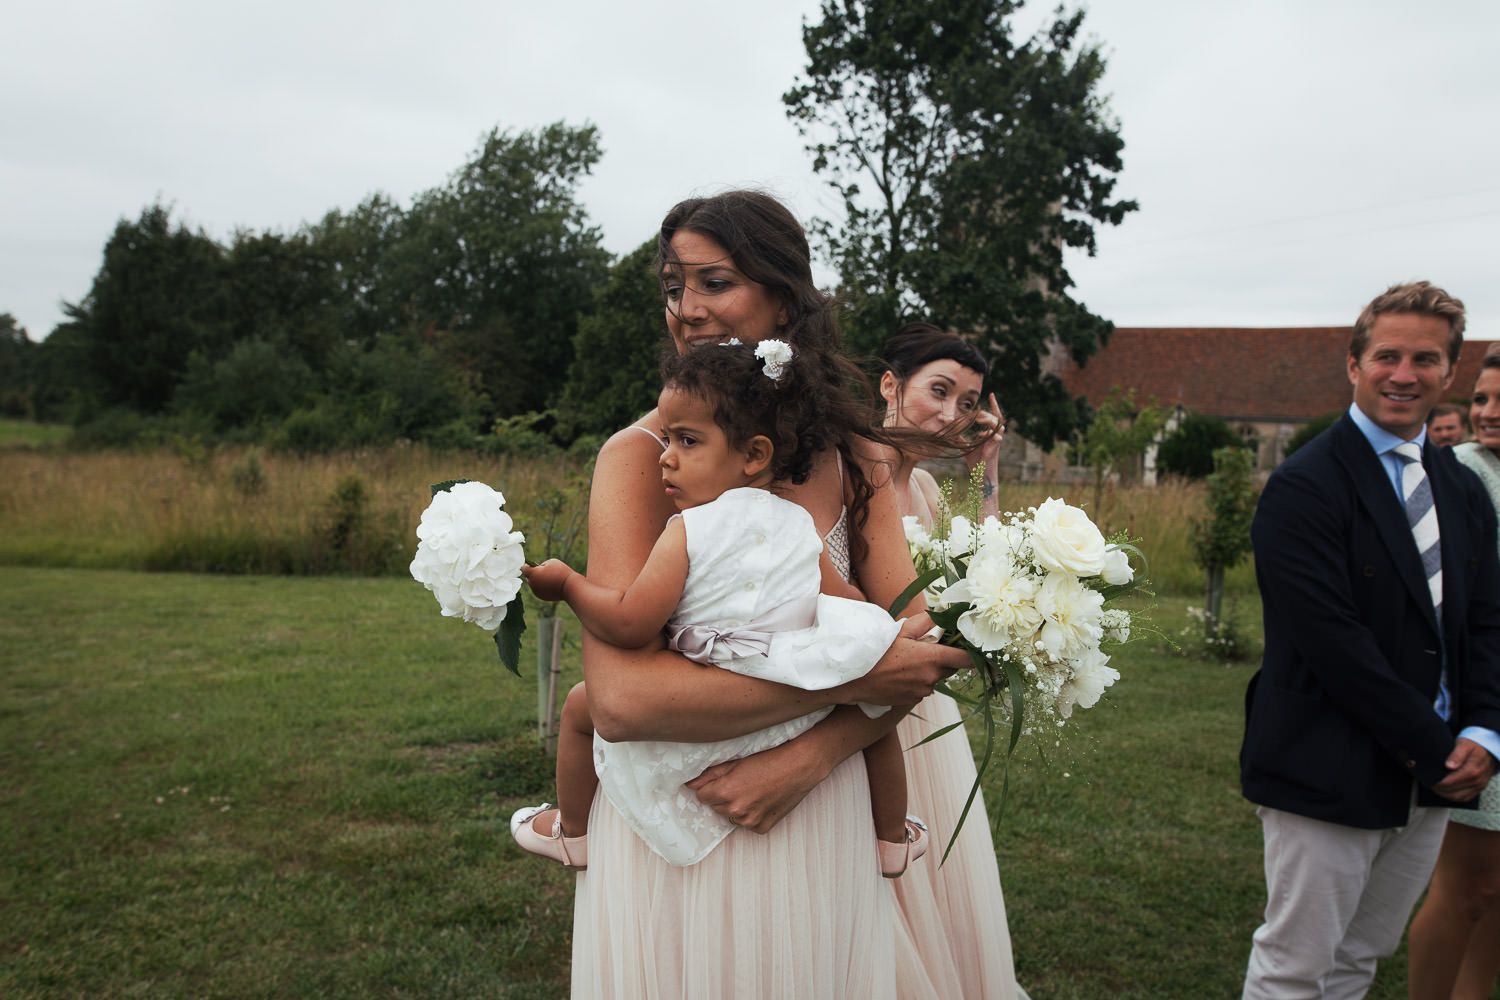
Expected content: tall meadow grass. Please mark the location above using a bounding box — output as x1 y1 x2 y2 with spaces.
0 444 1251 595
959 474 1257 597
0 445 591 577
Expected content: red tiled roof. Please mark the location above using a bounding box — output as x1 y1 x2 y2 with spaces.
1060 327 1495 423
1452 345 1494 408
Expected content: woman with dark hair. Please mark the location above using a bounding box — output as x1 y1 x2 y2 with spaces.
879 321 1005 522
875 322 1028 999
565 190 967 999
1409 343 1500 1000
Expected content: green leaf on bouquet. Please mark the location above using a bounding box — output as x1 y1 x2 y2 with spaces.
493 593 527 676
905 716 969 750
944 688 996 866
428 479 473 497
939 648 1028 865
933 677 977 705
927 605 966 632
887 567 946 618
1000 655 1026 753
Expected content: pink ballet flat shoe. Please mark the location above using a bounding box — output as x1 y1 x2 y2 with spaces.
879 815 929 878
510 802 587 870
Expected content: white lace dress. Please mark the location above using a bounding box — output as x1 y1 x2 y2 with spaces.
593 486 902 866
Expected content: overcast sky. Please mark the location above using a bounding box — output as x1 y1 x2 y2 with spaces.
5 0 1498 342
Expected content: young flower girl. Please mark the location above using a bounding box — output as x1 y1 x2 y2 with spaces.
514 339 931 876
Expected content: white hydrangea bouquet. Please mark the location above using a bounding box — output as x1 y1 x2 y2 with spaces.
409 480 528 674
895 495 1143 850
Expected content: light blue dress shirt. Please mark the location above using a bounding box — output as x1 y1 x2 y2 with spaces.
1347 402 1500 763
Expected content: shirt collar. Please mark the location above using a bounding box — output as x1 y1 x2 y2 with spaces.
1348 401 1428 456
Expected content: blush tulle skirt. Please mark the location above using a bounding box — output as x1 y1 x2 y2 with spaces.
571 754 896 999
893 691 1027 1000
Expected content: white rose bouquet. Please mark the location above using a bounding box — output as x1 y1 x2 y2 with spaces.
410 480 528 674
897 496 1144 850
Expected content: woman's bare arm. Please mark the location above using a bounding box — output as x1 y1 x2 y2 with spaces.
581 425 953 742
849 436 930 617
818 549 865 601
686 441 970 831
685 705 906 833
804 439 967 707
912 467 945 526
966 392 1004 520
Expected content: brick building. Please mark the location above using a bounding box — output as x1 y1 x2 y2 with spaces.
996 327 1493 481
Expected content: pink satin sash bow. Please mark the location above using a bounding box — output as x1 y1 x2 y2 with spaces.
667 596 819 663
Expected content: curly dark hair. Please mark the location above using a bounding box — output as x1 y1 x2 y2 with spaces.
660 341 851 487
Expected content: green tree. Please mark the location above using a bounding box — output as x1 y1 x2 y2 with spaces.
1191 446 1257 640
222 229 342 374
785 0 1136 447
1158 413 1246 479
173 337 320 433
554 240 668 441
272 338 481 453
402 123 611 419
1074 387 1169 516
64 204 231 415
24 313 94 423
0 313 33 417
1283 410 1341 458
305 193 413 349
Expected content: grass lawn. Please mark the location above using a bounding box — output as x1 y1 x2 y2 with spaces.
0 418 70 448
0 568 1429 998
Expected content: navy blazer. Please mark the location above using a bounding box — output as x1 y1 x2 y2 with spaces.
1241 414 1500 829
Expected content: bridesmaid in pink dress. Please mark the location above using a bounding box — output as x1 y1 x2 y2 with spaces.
568 192 968 999
876 321 1029 999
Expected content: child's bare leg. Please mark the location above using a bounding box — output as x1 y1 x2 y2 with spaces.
532 681 596 838
866 730 928 877
863 731 908 844
512 682 592 868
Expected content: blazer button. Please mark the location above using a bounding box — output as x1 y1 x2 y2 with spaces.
1404 759 1417 769
1363 566 1376 577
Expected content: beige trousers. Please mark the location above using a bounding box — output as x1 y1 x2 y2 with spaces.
1242 802 1449 1000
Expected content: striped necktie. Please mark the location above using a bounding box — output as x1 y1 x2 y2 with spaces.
1394 441 1442 618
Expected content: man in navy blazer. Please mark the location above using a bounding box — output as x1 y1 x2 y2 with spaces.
1241 282 1500 999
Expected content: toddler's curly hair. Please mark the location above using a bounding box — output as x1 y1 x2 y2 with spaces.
660 342 850 486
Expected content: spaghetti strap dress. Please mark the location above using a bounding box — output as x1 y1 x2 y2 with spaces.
592 487 901 867
876 481 1029 999
569 431 896 999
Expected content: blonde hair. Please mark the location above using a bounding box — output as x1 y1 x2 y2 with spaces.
1349 281 1466 364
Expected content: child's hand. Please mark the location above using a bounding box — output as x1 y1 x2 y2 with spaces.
522 559 575 603
898 611 944 643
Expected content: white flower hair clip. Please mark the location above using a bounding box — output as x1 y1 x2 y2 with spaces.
755 339 794 381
